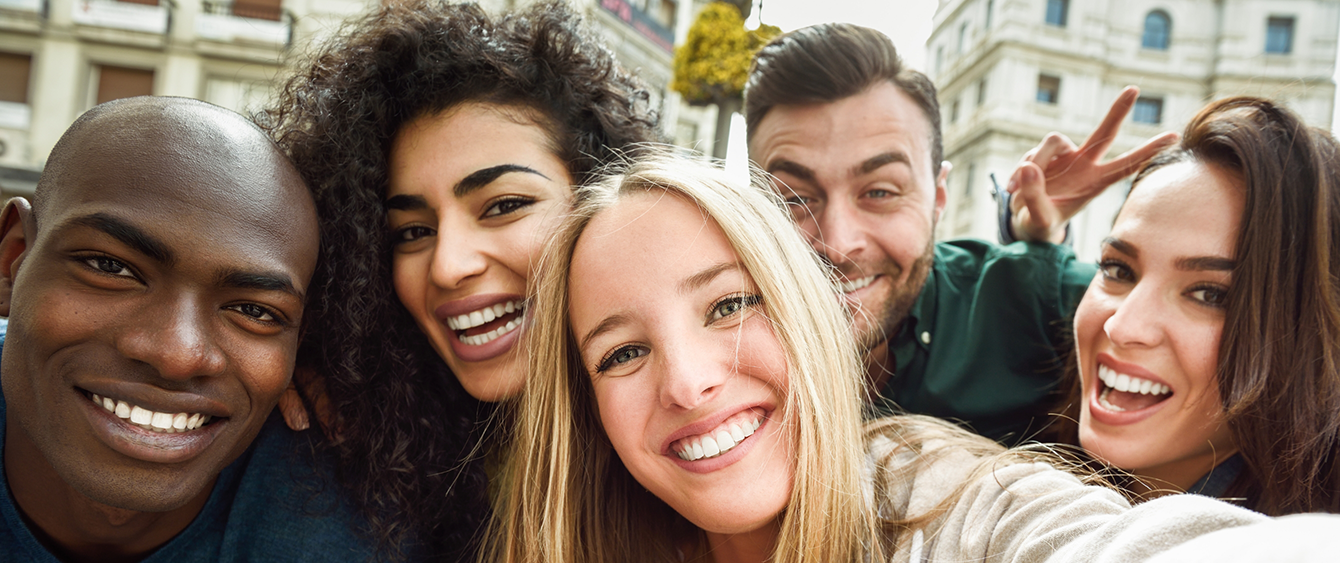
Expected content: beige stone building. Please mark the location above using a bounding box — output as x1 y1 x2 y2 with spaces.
929 0 1339 260
0 0 719 198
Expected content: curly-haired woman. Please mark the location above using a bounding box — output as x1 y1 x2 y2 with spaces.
262 1 660 558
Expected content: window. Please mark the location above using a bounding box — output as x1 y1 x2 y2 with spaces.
950 99 960 123
985 0 994 28
1132 96 1163 124
1142 10 1171 50
1046 0 1068 27
0 53 31 105
976 77 988 106
1036 74 1060 104
958 21 969 53
96 65 154 105
1266 16 1295 54
935 46 944 74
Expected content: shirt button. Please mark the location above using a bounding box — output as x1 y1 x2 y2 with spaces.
920 331 932 344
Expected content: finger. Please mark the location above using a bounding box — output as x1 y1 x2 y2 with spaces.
278 384 310 431
1078 86 1140 158
1013 163 1062 242
1026 132 1076 166
1096 131 1180 186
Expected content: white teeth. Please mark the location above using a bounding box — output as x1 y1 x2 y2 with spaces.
90 393 213 434
459 316 523 347
676 415 762 461
701 435 720 457
837 276 876 293
1097 365 1172 397
1099 387 1126 412
446 300 525 330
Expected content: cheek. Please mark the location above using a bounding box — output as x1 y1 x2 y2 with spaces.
391 254 428 310
593 379 647 455
233 334 299 409
1073 289 1112 389
1174 320 1224 402
737 322 789 393
872 209 933 264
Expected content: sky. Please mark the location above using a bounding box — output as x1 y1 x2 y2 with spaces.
758 0 936 71
755 0 1340 133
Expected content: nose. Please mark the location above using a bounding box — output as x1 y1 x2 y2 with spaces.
428 218 488 290
1103 282 1166 349
117 295 226 381
658 336 728 410
812 198 867 266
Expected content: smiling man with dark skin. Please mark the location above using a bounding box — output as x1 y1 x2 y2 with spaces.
745 25 1174 444
0 97 376 562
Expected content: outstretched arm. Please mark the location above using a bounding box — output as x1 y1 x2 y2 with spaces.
1006 86 1179 243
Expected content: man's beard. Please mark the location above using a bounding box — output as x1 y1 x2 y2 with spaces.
851 239 935 353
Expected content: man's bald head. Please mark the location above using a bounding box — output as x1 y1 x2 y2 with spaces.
33 97 308 229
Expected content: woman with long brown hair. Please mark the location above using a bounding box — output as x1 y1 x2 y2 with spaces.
1052 96 1340 515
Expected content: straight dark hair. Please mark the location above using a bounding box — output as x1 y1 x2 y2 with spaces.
743 23 942 174
1054 97 1340 515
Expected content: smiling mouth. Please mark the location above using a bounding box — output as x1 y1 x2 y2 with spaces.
837 275 876 294
446 299 526 346
1095 364 1173 413
84 391 216 433
672 409 763 462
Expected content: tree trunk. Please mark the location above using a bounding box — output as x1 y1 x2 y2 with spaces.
712 95 743 160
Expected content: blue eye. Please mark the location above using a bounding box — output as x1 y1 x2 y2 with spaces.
595 345 648 373
710 294 762 322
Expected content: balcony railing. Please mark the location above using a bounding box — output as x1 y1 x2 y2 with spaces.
71 0 169 35
198 1 291 46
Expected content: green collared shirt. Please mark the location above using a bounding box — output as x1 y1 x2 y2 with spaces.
868 239 1096 445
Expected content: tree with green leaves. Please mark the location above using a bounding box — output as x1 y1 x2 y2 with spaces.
672 2 780 158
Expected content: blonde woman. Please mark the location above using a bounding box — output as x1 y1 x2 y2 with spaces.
487 152 1339 562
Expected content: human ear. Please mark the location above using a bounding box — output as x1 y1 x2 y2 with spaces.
934 161 951 221
0 198 33 317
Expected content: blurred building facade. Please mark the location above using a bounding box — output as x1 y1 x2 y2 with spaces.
929 0 1339 260
0 0 719 199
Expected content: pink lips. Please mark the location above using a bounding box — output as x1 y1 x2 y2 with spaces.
434 293 527 363
1087 353 1173 426
661 405 771 475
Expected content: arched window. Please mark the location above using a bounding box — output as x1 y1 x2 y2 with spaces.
1142 10 1171 50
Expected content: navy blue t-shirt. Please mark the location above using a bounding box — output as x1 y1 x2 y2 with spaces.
0 324 379 562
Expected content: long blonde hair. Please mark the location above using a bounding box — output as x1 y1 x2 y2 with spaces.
486 150 875 562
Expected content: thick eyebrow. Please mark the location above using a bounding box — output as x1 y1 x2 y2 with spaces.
454 164 551 198
765 159 816 183
1102 237 1138 258
1103 237 1234 272
66 213 174 265
217 270 304 301
1176 256 1235 272
680 261 739 294
385 194 429 211
854 151 911 176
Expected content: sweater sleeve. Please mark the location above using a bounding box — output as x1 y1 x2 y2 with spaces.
867 429 1288 563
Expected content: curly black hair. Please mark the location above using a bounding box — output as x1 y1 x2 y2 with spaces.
260 1 660 559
